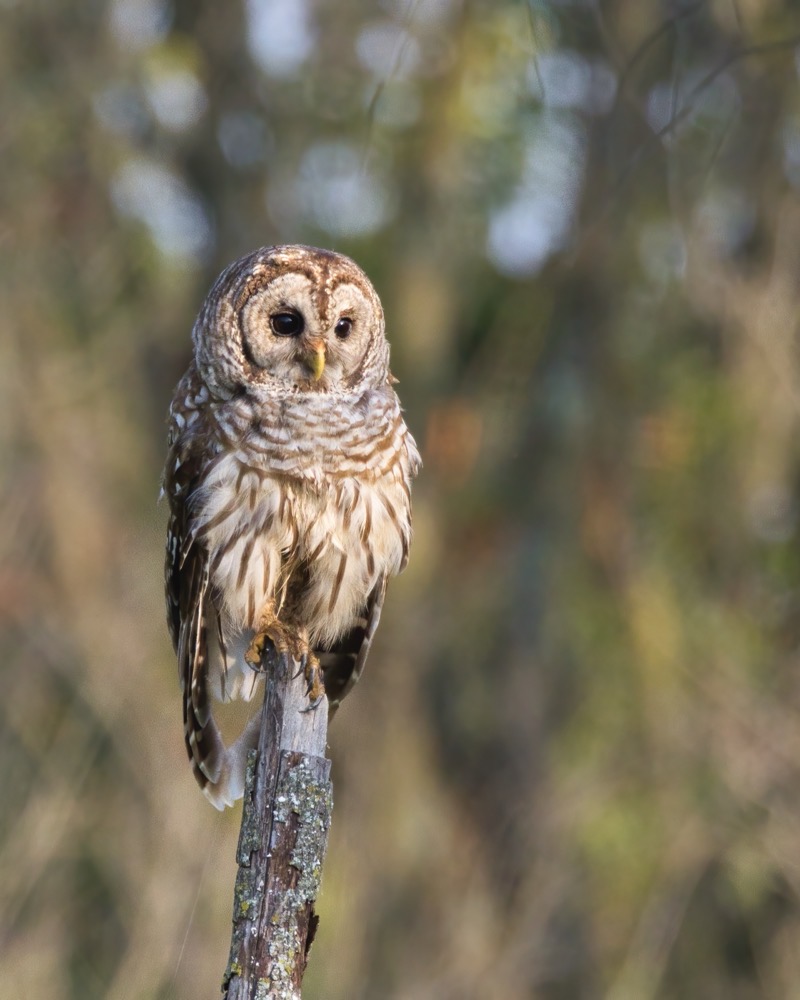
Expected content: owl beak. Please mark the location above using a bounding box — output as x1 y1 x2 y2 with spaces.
302 340 326 381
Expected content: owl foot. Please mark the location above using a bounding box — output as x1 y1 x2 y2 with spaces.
244 610 291 669
246 616 325 708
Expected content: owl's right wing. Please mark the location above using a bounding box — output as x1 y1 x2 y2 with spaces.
318 575 388 713
163 378 236 807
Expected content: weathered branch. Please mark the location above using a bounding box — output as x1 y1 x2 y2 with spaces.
222 650 332 1000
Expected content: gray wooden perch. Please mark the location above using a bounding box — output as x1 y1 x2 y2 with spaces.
222 647 332 1000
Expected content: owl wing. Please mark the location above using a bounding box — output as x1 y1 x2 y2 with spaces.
318 575 388 713
163 378 231 803
320 419 418 711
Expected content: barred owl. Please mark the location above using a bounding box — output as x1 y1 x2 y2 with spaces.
163 245 420 808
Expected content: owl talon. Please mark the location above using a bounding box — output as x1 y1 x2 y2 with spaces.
304 653 325 705
301 693 325 713
291 653 307 681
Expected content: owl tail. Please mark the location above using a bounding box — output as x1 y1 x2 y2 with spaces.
187 708 261 810
184 645 263 809
179 567 262 809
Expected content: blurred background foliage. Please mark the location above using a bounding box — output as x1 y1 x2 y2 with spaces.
2 0 800 997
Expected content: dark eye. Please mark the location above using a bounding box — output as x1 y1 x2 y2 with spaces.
335 317 353 339
270 311 304 337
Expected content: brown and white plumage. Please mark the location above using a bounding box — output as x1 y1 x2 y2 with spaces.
163 245 420 808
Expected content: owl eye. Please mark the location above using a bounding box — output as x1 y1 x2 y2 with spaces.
335 317 353 339
270 311 304 337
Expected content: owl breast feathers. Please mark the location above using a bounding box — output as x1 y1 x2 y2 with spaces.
163 245 420 808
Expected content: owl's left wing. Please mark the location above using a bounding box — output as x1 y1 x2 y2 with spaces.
320 418 420 710
318 575 388 712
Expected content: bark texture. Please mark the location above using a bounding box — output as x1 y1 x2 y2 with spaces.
222 649 332 1000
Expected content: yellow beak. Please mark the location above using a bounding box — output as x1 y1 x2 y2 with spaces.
303 341 326 381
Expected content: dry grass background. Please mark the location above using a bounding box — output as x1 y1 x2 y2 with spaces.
2 1 800 997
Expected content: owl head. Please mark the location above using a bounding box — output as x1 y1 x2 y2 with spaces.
192 245 391 400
